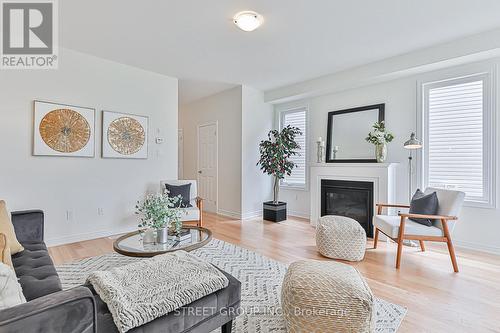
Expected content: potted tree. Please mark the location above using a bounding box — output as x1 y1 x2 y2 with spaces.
257 125 302 222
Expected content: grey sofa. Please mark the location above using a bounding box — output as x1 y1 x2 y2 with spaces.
0 210 241 333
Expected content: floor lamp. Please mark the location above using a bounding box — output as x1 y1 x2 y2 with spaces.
404 133 422 201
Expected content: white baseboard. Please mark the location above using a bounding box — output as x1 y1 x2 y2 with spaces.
241 210 262 220
454 239 500 255
46 226 137 247
217 209 242 219
287 210 310 219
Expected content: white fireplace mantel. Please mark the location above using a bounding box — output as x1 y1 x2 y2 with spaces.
309 162 398 226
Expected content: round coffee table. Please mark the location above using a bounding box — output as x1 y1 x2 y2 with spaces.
113 226 212 257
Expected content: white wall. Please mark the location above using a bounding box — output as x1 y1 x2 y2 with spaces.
277 59 500 254
0 48 179 246
241 86 273 218
179 86 243 216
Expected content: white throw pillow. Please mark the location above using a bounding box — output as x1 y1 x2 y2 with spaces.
0 262 26 310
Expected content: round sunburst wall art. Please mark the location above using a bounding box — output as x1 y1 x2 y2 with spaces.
39 109 91 153
107 117 145 155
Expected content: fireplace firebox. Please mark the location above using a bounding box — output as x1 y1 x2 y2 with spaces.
321 179 374 237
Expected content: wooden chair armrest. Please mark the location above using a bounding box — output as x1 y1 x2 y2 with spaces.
398 213 458 220
376 203 410 209
196 196 203 209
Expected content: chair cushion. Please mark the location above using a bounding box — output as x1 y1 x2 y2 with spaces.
11 242 62 301
409 189 439 226
373 215 443 239
424 187 465 218
0 201 24 254
164 183 192 207
181 206 200 221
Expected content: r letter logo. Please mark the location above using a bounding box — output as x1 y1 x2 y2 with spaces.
1 0 58 69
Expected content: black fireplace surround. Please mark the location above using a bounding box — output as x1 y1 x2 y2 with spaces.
321 179 374 237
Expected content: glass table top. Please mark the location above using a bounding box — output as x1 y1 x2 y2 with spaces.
113 227 212 257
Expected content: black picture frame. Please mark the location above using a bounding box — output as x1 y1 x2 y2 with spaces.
325 104 385 163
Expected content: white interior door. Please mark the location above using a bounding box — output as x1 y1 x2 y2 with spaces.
197 123 218 212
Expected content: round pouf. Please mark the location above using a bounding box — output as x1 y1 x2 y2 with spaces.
316 215 366 261
281 260 375 333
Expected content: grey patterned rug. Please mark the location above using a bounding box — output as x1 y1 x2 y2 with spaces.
56 239 407 332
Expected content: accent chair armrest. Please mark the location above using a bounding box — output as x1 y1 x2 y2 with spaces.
196 196 204 227
376 203 411 209
398 213 458 220
0 286 96 333
11 210 44 243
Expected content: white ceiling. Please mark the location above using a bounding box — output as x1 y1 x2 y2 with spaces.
60 0 500 105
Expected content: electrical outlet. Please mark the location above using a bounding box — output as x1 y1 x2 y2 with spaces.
98 208 104 216
66 210 73 221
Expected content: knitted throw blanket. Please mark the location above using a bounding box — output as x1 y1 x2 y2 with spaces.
86 251 229 333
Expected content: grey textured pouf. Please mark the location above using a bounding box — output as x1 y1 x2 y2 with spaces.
281 260 375 333
316 215 366 261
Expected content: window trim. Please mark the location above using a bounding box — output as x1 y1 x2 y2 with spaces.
418 69 496 208
278 106 309 190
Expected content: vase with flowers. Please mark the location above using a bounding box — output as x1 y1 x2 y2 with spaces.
365 121 394 162
135 192 184 243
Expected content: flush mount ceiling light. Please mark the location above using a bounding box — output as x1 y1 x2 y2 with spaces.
233 11 263 32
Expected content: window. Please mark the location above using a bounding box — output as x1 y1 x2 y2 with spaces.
280 107 307 188
422 73 494 206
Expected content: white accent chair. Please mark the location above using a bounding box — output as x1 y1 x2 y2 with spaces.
373 187 465 272
160 180 203 227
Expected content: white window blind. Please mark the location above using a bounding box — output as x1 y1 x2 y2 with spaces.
280 108 307 187
423 74 492 204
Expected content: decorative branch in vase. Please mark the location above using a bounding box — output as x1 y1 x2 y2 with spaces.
365 121 394 163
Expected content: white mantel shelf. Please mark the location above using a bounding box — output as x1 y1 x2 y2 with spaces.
309 162 397 168
309 162 399 228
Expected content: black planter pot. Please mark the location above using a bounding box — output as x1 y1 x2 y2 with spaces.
263 201 287 222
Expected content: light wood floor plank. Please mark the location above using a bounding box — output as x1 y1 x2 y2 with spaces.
48 212 500 333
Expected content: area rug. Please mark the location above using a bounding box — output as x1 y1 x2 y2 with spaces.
56 239 407 332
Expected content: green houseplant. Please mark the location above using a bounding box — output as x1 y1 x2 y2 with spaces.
135 192 184 243
257 125 302 204
365 121 394 162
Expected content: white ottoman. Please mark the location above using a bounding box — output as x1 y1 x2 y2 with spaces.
281 260 375 333
316 215 366 261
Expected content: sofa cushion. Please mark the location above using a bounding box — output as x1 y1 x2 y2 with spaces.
90 269 241 333
0 262 26 310
0 233 13 269
11 242 62 301
0 201 24 254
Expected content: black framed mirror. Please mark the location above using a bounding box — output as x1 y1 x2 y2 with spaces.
326 104 385 163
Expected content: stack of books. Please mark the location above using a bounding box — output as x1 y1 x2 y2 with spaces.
168 228 192 243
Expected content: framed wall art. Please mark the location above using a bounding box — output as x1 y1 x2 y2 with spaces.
102 111 148 159
33 100 95 157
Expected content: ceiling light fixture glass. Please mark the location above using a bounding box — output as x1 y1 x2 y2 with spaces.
233 11 263 32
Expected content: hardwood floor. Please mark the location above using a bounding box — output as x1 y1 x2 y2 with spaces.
49 213 500 333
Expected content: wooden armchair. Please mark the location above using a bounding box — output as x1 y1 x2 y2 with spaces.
373 188 465 272
160 180 204 227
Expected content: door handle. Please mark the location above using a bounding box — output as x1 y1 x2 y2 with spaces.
198 170 202 174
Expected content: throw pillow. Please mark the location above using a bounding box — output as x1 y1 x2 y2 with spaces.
0 262 26 310
0 234 13 269
0 201 24 254
409 189 439 226
164 183 192 208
